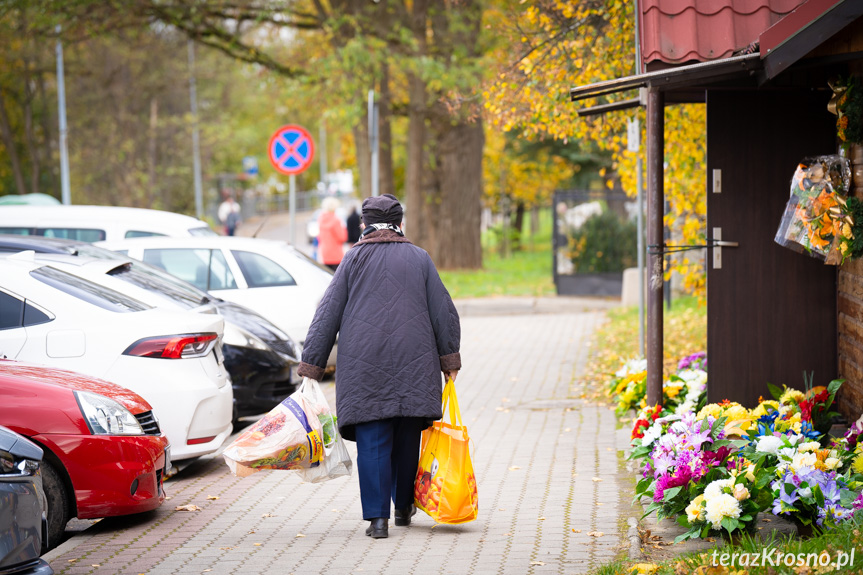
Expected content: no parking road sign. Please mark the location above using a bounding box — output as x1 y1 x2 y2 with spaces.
268 125 315 176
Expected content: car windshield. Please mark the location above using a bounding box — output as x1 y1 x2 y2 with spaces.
107 263 207 309
31 266 150 312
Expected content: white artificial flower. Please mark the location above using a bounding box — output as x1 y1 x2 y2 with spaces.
732 484 750 502
825 457 841 471
797 441 820 453
791 452 817 472
704 478 734 500
641 422 663 447
778 447 798 460
704 493 741 530
755 435 784 456
615 358 647 378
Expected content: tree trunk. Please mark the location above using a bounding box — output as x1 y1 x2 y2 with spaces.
405 73 428 246
378 65 395 198
0 89 28 196
429 115 484 269
148 97 159 205
513 200 525 249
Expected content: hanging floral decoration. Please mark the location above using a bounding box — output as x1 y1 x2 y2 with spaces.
829 75 863 149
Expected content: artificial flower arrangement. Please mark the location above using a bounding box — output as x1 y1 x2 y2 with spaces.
830 75 863 150
774 155 862 263
608 353 707 416
628 375 862 541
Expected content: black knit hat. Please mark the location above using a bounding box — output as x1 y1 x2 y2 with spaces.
361 194 403 226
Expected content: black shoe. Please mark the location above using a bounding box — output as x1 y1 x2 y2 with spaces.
365 518 388 538
394 505 416 527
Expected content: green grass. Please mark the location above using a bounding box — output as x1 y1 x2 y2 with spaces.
439 209 556 299
439 245 556 298
596 516 863 574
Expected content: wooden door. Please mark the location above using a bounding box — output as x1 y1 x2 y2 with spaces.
706 89 837 407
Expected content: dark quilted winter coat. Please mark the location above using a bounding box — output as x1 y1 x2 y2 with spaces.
297 229 461 441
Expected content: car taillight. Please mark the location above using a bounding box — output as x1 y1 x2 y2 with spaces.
124 333 218 359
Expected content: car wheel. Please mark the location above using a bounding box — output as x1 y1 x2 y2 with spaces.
41 459 73 553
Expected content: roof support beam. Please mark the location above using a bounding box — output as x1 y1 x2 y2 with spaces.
646 88 665 408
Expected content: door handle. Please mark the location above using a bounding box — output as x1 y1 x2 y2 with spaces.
711 228 739 269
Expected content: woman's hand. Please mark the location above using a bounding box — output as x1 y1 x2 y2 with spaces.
443 370 458 383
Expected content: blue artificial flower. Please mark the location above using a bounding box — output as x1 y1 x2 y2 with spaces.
800 420 822 440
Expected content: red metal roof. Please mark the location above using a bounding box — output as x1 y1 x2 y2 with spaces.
640 0 805 68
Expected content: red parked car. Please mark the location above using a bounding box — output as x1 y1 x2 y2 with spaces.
0 360 169 551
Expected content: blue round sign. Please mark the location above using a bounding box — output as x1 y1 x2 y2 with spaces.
268 125 315 176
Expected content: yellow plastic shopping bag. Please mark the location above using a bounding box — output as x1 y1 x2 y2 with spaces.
413 378 478 524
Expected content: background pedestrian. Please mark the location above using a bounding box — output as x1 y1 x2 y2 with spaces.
317 196 347 270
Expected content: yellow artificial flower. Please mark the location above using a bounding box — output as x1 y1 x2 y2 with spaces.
685 495 706 524
780 387 805 405
751 400 779 418
697 404 723 420
664 384 682 399
853 453 863 475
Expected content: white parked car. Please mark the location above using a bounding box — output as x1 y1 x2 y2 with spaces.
0 255 233 460
0 205 217 242
96 236 335 353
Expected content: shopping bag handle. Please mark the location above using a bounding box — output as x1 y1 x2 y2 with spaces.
441 377 464 429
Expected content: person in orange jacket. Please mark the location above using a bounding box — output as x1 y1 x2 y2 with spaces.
318 197 347 270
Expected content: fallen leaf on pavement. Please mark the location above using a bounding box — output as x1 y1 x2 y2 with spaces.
588 531 604 537
539 517 546 520
509 466 521 470
174 505 202 511
207 495 219 500
254 543 262 546
220 547 232 550
530 561 545 566
262 513 275 518
592 477 603 482
296 533 306 538
91 565 100 568
572 529 582 533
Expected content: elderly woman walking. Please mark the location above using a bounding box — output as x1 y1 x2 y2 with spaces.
297 193 461 539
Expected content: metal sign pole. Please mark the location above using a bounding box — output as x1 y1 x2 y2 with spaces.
289 174 296 246
56 26 71 205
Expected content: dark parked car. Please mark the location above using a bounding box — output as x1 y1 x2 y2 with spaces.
0 425 52 575
0 235 300 421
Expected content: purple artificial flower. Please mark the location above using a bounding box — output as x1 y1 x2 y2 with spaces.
853 492 863 511
677 352 707 372
652 452 675 479
686 425 713 451
771 481 799 515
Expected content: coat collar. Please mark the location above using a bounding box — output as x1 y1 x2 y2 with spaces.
356 229 412 244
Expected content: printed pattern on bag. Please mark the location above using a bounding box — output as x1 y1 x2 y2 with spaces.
414 421 479 524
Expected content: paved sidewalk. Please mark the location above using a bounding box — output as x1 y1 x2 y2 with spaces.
44 299 634 574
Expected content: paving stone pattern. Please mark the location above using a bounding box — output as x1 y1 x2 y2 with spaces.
45 303 632 575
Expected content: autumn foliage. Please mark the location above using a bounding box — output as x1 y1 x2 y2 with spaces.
483 0 707 297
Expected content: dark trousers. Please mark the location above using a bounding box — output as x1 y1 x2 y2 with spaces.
354 417 426 520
